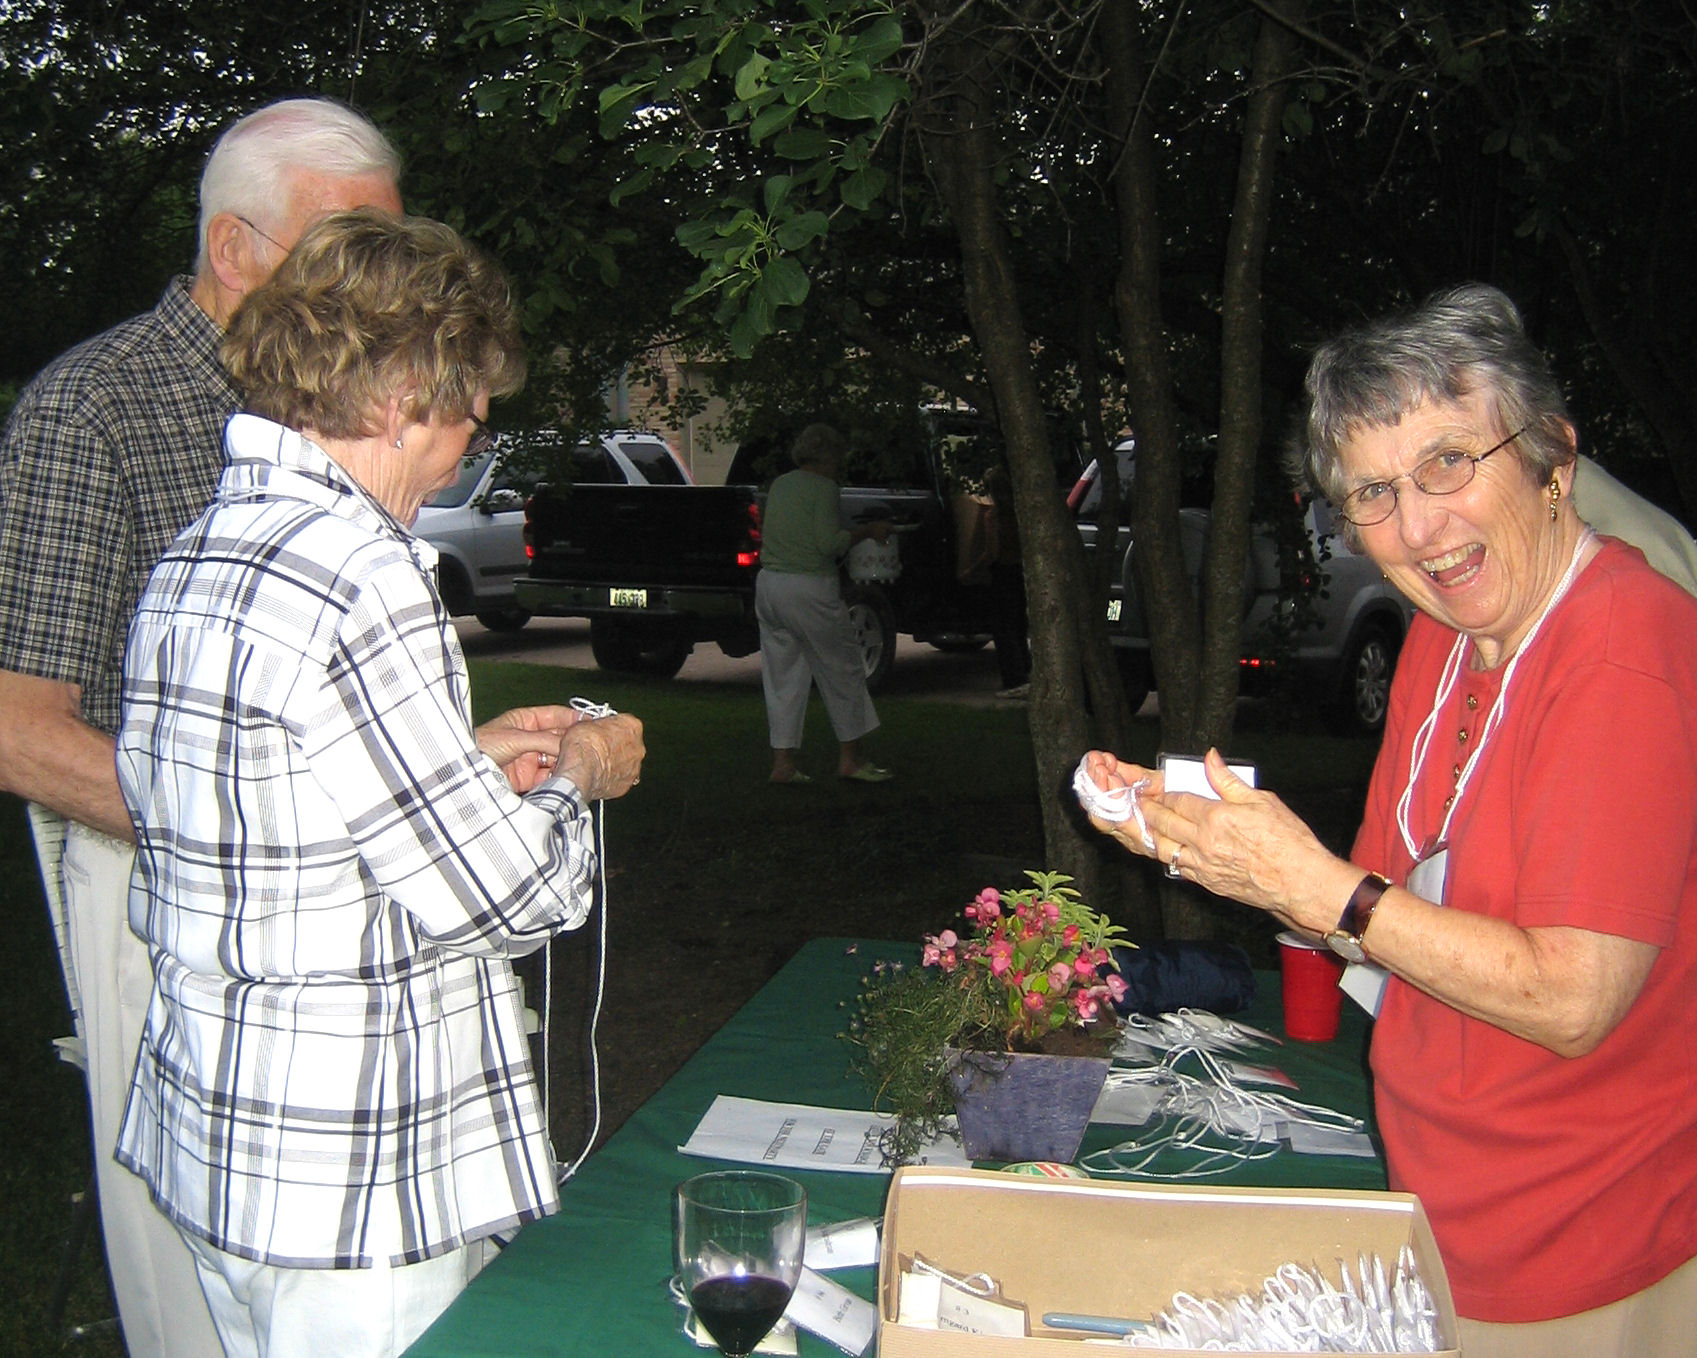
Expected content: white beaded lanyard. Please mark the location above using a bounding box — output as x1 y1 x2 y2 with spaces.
1394 528 1596 862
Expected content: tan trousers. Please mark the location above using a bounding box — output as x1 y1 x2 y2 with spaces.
60 823 224 1358
1456 1250 1697 1358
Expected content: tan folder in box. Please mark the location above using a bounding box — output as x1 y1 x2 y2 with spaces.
878 1166 1459 1356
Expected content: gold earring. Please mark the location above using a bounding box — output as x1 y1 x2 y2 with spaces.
1548 477 1560 521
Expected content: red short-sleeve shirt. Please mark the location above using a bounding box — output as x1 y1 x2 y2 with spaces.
1354 539 1697 1322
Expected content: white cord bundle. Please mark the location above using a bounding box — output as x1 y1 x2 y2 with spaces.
1123 1249 1442 1352
1082 1013 1364 1179
549 696 616 1185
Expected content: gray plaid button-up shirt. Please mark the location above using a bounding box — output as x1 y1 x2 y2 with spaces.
0 277 236 733
116 415 594 1267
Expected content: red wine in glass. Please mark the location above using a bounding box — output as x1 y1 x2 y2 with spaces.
689 1274 795 1355
676 1171 807 1357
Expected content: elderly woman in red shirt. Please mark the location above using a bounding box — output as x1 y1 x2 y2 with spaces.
1081 283 1697 1358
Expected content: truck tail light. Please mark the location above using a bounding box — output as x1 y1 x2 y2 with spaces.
737 500 762 569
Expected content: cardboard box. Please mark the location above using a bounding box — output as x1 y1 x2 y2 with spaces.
878 1166 1458 1356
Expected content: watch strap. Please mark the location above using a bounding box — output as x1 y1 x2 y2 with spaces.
1335 872 1391 945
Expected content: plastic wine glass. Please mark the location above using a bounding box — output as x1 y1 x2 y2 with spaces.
676 1170 808 1357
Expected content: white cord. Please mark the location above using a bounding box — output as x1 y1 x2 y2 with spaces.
1084 1019 1363 1180
549 696 616 1185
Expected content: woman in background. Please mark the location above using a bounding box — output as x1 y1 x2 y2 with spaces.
756 422 893 783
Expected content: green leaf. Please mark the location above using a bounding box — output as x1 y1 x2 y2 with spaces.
853 14 905 66
750 102 798 145
763 175 793 214
773 126 833 160
839 166 885 211
734 52 772 102
761 255 810 307
773 210 829 250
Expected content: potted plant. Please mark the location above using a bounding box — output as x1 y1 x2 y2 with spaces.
846 870 1131 1165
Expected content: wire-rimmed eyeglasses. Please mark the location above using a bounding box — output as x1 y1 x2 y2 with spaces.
234 214 287 255
1338 425 1530 527
466 413 496 461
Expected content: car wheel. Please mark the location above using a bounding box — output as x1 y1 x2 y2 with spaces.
842 584 897 691
475 607 531 633
588 617 693 678
1329 620 1399 736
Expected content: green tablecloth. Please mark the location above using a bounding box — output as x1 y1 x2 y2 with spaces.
405 936 1382 1357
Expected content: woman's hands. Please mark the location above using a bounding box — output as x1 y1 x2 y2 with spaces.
477 705 646 801
1079 748 1358 936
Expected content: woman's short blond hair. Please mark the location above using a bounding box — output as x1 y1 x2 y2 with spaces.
222 208 525 439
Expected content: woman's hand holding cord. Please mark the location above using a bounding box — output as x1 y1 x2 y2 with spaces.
477 704 588 793
1078 748 1657 1057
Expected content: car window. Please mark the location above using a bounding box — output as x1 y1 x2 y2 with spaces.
617 438 688 485
572 442 623 483
427 451 493 508
1073 443 1138 521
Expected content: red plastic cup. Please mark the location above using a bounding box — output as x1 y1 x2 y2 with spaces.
1276 930 1346 1042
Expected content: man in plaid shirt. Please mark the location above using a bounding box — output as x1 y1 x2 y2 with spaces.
0 99 401 1357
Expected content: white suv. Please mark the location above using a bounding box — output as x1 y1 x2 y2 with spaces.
417 430 690 631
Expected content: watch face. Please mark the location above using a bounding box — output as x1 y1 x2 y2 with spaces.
1324 930 1367 965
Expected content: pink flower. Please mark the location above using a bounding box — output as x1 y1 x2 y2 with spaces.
938 949 957 973
937 929 958 949
921 943 941 967
1023 991 1046 1011
1074 954 1098 980
1062 924 1080 946
987 939 1014 976
1105 973 1129 1003
974 888 1002 920
1048 962 1073 991
1039 900 1060 923
1070 991 1100 1021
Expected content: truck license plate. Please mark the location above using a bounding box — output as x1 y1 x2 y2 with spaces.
609 588 648 608
1105 599 1122 623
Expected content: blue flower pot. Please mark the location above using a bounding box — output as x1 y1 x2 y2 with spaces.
944 1048 1111 1164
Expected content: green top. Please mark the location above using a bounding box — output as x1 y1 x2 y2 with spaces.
761 467 850 575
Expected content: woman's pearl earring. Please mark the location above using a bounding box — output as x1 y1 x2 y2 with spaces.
1548 477 1560 521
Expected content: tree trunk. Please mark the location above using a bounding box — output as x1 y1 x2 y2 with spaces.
915 13 1132 912
1102 1 1300 938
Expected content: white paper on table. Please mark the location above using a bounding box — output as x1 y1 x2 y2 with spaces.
785 1266 879 1355
804 1218 881 1270
680 1095 971 1173
1090 1078 1168 1126
1283 1121 1379 1158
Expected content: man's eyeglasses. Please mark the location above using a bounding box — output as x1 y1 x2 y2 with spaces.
235 214 287 255
1338 425 1530 527
466 414 496 461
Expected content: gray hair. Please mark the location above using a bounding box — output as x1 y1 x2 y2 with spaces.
196 98 402 274
1292 283 1575 508
790 422 848 471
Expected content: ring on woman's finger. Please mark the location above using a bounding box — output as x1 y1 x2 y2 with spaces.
1170 844 1184 872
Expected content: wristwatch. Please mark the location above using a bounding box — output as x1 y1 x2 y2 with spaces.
1324 873 1391 964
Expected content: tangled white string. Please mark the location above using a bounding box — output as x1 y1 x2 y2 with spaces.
1123 1249 1441 1352
1071 757 1156 853
1081 1014 1362 1180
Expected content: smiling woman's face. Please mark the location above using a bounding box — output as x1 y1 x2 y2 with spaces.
1342 391 1575 668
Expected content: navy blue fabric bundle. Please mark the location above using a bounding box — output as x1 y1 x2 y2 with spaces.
1109 941 1256 1016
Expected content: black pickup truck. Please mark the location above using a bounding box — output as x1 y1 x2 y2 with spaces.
515 429 1031 684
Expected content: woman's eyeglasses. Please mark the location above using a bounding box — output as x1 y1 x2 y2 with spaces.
466 414 496 460
1338 426 1530 527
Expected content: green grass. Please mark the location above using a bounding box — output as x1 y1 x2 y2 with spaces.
0 660 1380 1355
